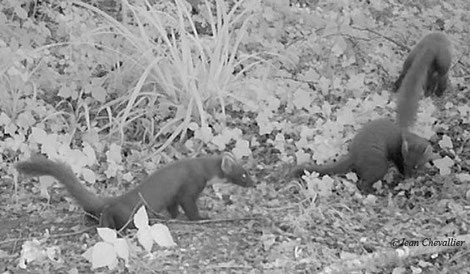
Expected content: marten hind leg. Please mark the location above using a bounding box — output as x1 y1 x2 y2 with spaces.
166 201 180 219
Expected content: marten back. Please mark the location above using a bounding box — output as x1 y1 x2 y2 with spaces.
394 32 451 98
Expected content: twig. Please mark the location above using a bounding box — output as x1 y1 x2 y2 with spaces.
352 26 409 51
138 192 160 217
320 234 470 274
0 226 96 246
115 193 150 233
50 227 96 238
0 238 23 246
152 216 262 225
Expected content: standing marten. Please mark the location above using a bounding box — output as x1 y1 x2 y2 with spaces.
16 152 254 230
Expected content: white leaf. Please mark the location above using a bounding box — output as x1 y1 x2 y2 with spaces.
150 224 177 247
106 143 123 163
81 168 96 184
18 239 47 269
133 206 149 229
136 227 153 252
82 248 93 265
434 156 454 176
82 142 98 165
90 242 117 270
232 139 251 158
318 175 334 196
113 238 130 265
438 135 453 149
30 127 48 143
363 194 378 205
97 227 117 243
456 173 470 183
122 172 134 182
38 176 54 200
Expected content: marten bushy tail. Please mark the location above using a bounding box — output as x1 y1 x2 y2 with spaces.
15 157 105 215
395 49 431 128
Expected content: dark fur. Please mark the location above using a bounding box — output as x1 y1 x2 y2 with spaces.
394 32 451 128
292 119 437 193
292 34 449 193
16 153 254 230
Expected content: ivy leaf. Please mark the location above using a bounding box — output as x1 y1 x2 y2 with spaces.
457 104 470 117
16 111 35 130
292 89 311 110
58 85 73 99
456 173 470 183
83 130 100 149
271 133 286 154
13 5 28 19
106 144 122 163
18 239 49 269
81 168 96 184
232 139 251 158
302 172 334 198
294 150 310 165
91 85 106 102
194 125 213 143
331 36 348 57
82 142 98 166
105 144 123 178
363 194 378 205
438 135 453 149
30 127 48 144
347 73 365 92
40 134 60 157
38 176 54 200
300 68 320 82
433 156 454 176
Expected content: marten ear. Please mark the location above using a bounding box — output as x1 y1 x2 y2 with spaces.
221 152 237 173
423 145 440 162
